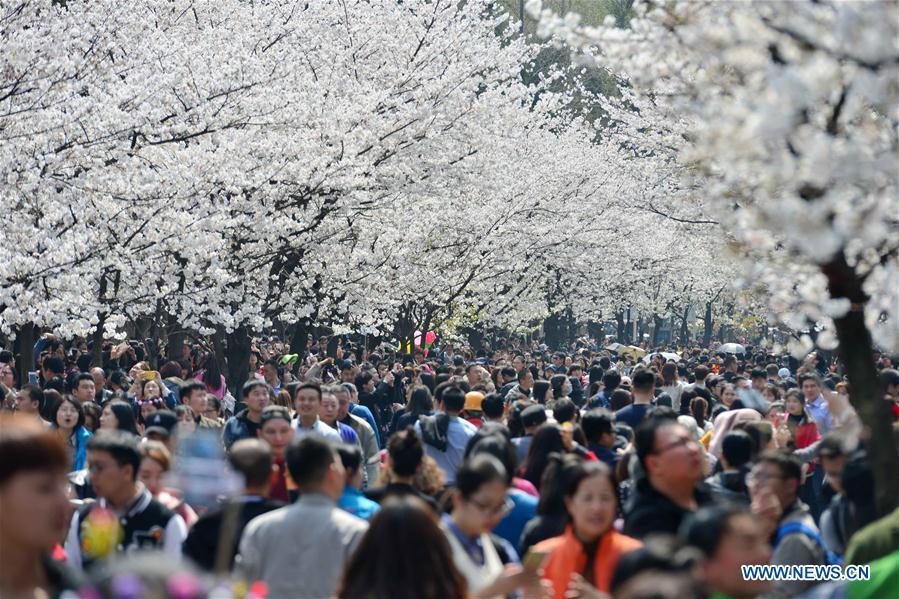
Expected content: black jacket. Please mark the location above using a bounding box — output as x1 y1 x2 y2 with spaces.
183 496 283 571
624 476 714 540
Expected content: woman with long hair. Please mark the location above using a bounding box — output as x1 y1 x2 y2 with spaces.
394 385 434 431
196 353 226 400
338 496 467 599
532 380 552 405
659 362 685 412
99 400 139 436
50 396 92 471
523 425 595 491
536 460 641 597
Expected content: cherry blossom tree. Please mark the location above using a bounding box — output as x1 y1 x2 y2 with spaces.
528 0 899 514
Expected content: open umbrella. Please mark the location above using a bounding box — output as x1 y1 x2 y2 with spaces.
619 345 647 359
642 352 681 363
604 343 624 352
719 343 746 355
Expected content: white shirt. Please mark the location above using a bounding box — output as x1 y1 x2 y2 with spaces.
292 416 343 442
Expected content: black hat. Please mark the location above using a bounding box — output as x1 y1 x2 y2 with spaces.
145 410 178 437
521 404 547 428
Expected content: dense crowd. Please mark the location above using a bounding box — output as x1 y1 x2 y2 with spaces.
1 334 898 599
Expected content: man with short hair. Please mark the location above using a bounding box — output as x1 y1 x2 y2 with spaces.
615 369 655 429
292 382 342 442
223 380 270 450
236 436 368 598
72 372 96 405
581 408 618 468
320 386 362 446
183 439 284 571
415 385 477 484
480 393 505 425
180 379 221 430
797 372 833 435
750 369 768 393
262 359 282 395
817 433 855 557
748 450 826 598
40 356 65 388
625 416 711 539
15 385 49 426
90 367 113 403
503 368 534 401
65 430 187 569
335 385 380 485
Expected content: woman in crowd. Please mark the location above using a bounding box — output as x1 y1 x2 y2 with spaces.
51 396 92 471
442 454 542 598
532 380 552 405
366 426 440 510
536 459 642 597
659 363 685 413
81 401 102 433
0 415 82 598
99 400 139 436
338 497 468 599
393 385 434 431
523 424 595 491
258 405 292 502
138 441 198 528
549 374 571 405
136 396 166 435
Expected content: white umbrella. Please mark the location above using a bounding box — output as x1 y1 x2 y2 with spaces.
642 352 681 363
719 343 746 355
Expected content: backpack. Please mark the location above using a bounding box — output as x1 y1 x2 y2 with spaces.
419 413 450 451
774 521 843 566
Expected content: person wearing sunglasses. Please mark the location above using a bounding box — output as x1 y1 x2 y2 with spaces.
442 454 544 598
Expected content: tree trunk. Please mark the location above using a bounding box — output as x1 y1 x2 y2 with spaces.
822 254 899 517
166 312 185 363
289 318 312 355
616 312 626 343
225 325 252 396
703 302 714 347
679 305 690 346
15 322 37 385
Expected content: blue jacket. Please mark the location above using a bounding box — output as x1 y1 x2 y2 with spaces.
222 410 259 450
71 426 92 471
338 486 380 521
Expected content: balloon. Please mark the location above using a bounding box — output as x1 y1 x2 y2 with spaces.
425 331 437 346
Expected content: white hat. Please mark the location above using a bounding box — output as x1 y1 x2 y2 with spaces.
778 367 791 378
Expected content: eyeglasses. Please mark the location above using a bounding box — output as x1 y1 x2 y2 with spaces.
469 497 515 518
653 436 697 455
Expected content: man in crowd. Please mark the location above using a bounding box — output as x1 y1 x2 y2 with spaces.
415 385 476 485
223 379 270 450
293 382 342 442
65 430 187 569
504 367 534 401
90 367 113 403
262 359 282 395
15 385 48 426
71 373 96 405
626 415 712 539
335 384 380 484
615 368 655 429
235 435 368 598
180 380 221 430
183 439 283 571
40 356 65 389
799 373 833 435
581 408 618 468
749 450 826 598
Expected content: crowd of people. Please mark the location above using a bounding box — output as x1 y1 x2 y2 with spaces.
1 332 898 599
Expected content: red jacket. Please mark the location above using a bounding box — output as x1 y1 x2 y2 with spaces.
535 526 641 597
